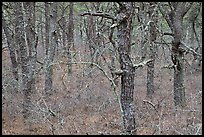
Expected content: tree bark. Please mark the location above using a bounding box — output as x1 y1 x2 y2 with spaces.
24 2 37 94
171 3 187 107
159 2 192 107
67 2 74 74
147 2 158 98
138 2 148 61
2 17 19 81
45 2 50 56
14 2 31 125
45 2 58 96
116 2 136 134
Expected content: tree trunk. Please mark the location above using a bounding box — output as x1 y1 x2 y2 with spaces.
172 44 186 107
62 2 66 55
45 2 50 56
159 2 191 107
2 17 19 81
147 2 158 98
45 2 58 96
24 2 37 94
14 2 31 125
170 3 187 107
40 2 45 48
67 2 74 74
116 2 135 134
138 3 148 61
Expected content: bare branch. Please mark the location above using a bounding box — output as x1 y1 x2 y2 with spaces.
59 61 117 88
116 2 125 9
109 23 117 49
160 64 174 69
113 69 123 76
143 100 156 109
195 124 202 135
37 60 44 65
180 41 202 57
158 3 173 29
163 32 174 37
133 59 153 69
80 12 115 20
183 2 193 17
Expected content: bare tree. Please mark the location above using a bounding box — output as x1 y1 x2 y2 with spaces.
159 2 193 107
14 2 37 130
80 2 136 134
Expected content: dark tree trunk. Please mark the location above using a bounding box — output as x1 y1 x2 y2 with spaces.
171 4 186 107
172 45 185 107
159 2 193 107
116 2 135 134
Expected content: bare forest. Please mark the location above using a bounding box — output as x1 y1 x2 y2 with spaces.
2 2 202 135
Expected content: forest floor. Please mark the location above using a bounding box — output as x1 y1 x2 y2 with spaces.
2 48 202 135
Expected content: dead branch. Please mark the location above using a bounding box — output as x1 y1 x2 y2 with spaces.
59 61 117 88
160 64 174 69
143 100 156 109
116 2 125 9
113 69 123 76
133 59 153 69
183 2 193 17
37 60 44 65
158 3 173 29
109 21 117 49
163 32 174 37
180 41 202 57
80 12 115 20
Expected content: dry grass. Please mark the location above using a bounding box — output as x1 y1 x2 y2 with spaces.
2 48 202 135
